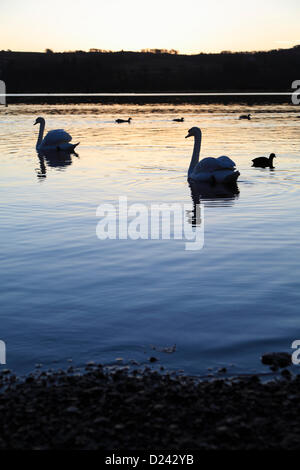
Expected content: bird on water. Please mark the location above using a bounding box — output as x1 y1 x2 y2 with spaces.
34 117 79 152
239 114 251 120
115 118 132 123
186 126 240 184
252 153 276 168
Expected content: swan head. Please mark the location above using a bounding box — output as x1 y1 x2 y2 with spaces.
185 127 202 139
34 117 45 126
270 153 276 159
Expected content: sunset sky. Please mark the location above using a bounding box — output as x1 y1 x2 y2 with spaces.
1 0 300 54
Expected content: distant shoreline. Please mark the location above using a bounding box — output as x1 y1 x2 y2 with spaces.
1 47 299 98
1 95 295 105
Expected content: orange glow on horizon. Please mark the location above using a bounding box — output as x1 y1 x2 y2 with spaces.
1 0 300 55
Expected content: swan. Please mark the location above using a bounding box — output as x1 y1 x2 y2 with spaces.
239 114 251 120
115 117 132 123
173 117 184 122
34 117 79 152
252 153 276 168
186 127 240 184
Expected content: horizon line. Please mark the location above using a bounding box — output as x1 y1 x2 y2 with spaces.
1 44 300 56
0 92 293 97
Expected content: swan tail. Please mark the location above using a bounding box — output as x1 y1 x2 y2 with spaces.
56 142 80 152
223 171 240 185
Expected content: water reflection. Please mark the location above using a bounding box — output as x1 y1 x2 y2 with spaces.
36 149 78 179
2 102 300 376
188 179 239 225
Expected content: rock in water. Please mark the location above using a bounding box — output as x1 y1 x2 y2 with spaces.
261 352 292 368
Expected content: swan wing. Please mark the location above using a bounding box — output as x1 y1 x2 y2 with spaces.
197 157 222 172
43 129 72 146
213 169 239 183
217 156 236 169
190 169 240 183
189 171 214 182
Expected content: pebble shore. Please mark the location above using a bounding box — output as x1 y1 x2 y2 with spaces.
0 364 298 450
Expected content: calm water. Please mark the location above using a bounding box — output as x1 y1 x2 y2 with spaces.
1 103 300 376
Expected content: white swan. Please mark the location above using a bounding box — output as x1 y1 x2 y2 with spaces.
34 117 79 152
186 127 240 184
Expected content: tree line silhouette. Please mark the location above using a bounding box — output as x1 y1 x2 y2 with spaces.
0 46 299 94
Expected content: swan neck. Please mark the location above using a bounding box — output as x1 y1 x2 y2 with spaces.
188 131 201 177
36 120 45 149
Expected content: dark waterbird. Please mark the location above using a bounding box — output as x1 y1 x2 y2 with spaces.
186 127 240 184
173 117 184 122
239 114 251 120
34 117 80 152
115 117 132 124
252 153 276 168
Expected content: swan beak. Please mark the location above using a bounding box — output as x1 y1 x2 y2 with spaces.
34 121 37 125
185 133 191 139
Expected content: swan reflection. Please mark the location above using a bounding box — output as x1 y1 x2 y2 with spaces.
187 179 239 226
36 149 78 179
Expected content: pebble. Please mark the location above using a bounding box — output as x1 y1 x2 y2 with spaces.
0 362 299 450
149 357 158 363
65 406 79 414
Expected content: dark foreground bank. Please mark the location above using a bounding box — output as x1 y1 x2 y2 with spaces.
0 365 298 450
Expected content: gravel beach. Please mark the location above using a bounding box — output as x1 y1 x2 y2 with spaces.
0 365 299 450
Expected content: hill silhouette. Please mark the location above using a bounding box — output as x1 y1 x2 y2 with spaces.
0 46 299 95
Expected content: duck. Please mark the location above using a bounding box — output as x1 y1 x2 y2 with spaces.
186 127 240 184
239 114 251 120
115 117 132 123
252 153 276 168
173 117 184 122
